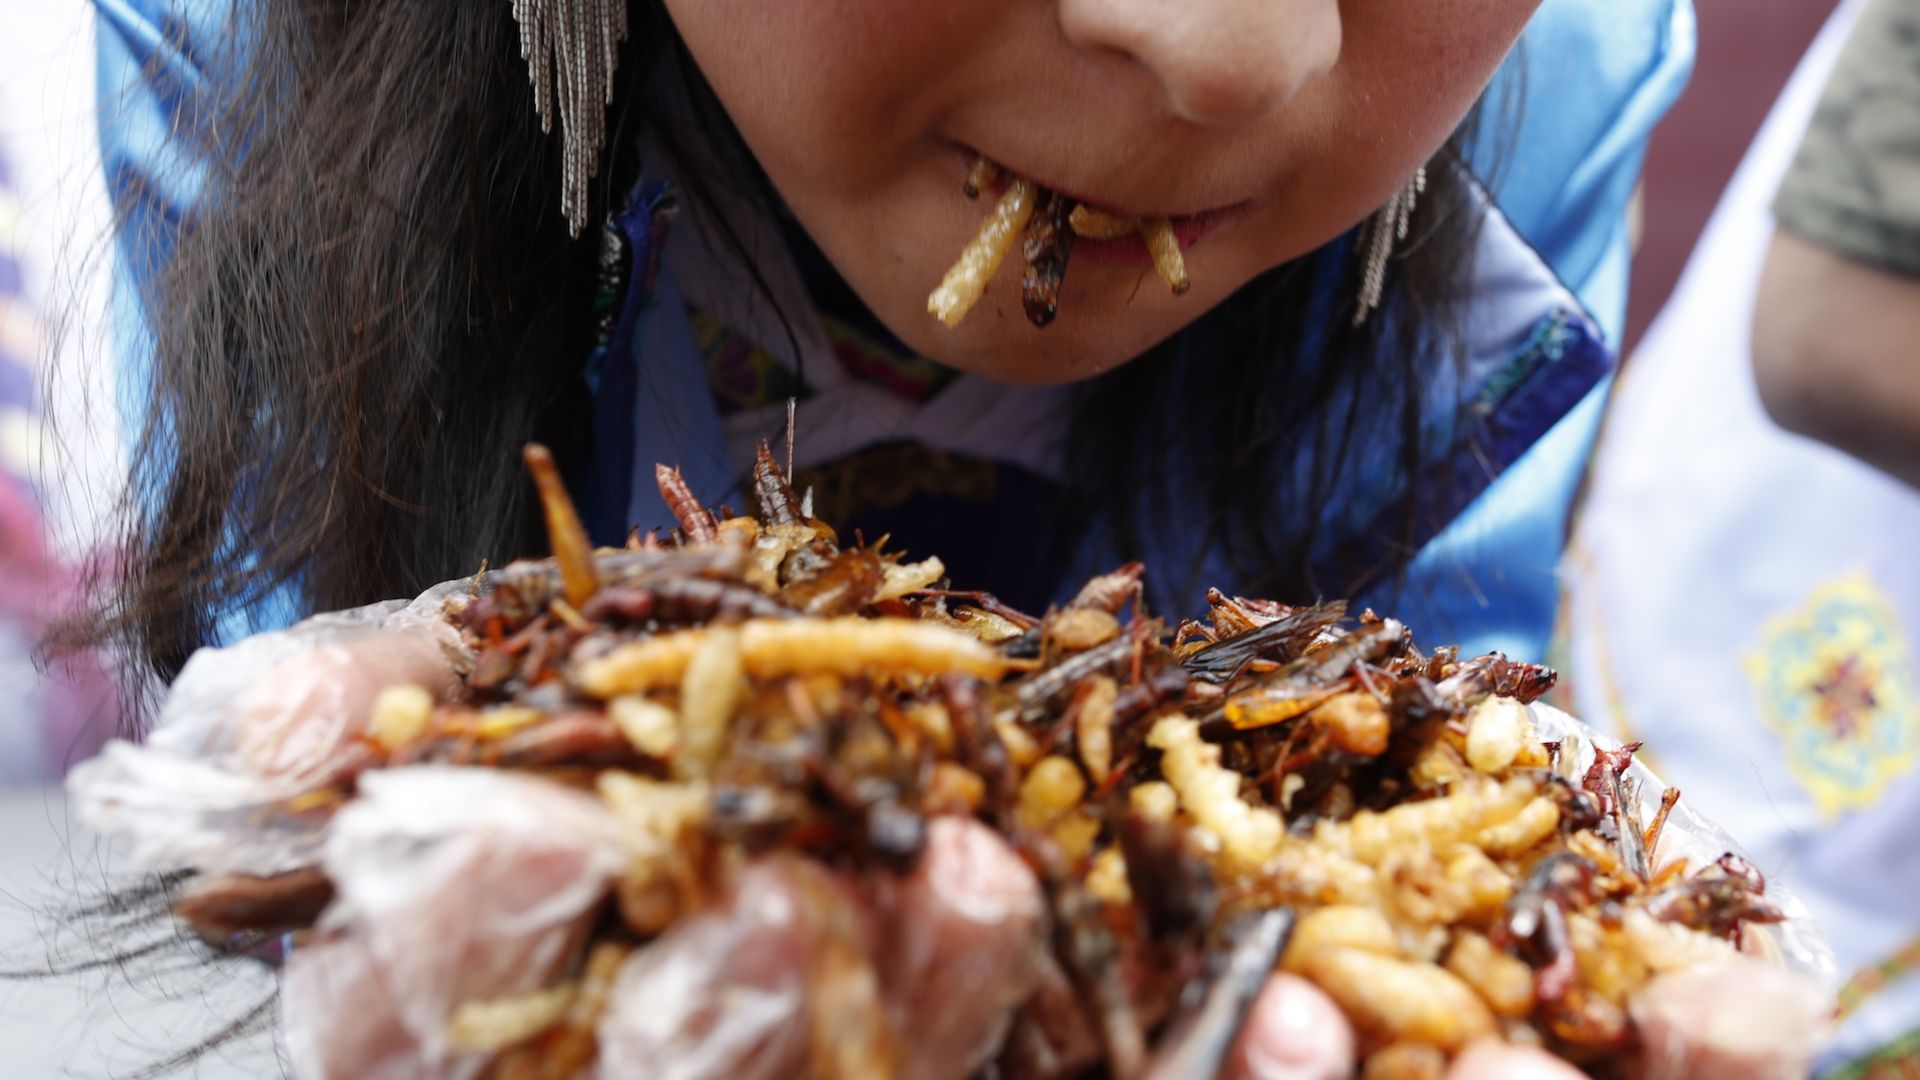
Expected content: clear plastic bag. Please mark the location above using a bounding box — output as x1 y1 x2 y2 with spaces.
1527 703 1837 988
282 766 628 1080
66 583 467 876
594 818 1046 1080
593 857 820 1080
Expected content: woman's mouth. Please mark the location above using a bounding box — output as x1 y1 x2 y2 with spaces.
1068 203 1245 267
927 151 1250 330
973 157 1250 267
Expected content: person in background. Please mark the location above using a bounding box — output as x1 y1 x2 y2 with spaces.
1561 0 1920 1073
1753 0 1920 491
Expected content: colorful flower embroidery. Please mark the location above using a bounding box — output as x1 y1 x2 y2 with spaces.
1822 1024 1920 1080
1838 937 1920 1022
1744 573 1920 820
690 307 805 416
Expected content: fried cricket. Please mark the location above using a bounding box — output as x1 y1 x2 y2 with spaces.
1021 191 1076 327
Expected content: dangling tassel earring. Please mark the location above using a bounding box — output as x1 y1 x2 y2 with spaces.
512 0 629 237
1353 165 1427 327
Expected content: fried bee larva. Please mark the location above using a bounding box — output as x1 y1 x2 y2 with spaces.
1310 691 1392 757
1148 715 1284 869
1074 675 1119 784
1129 780 1180 824
445 983 577 1053
608 694 679 759
1068 203 1137 240
1299 947 1497 1051
1283 905 1398 965
1142 216 1192 295
1475 796 1561 858
962 155 1000 199
1050 607 1123 651
369 684 434 751
1465 697 1530 774
1445 930 1536 1018
1018 755 1088 832
574 617 1006 697
990 721 1040 776
1333 777 1532 866
677 626 745 779
928 178 1038 327
1087 847 1131 903
924 761 987 816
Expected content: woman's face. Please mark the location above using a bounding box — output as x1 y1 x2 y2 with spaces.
660 0 1539 385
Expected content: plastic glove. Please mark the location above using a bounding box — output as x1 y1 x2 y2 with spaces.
282 767 629 1080
1629 954 1833 1080
69 586 465 876
231 622 458 781
596 816 1046 1080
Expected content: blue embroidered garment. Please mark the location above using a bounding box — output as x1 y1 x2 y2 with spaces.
94 0 1696 662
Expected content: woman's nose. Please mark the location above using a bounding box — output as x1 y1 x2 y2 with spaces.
1056 0 1342 127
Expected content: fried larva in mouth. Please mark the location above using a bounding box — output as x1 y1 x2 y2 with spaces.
1068 204 1136 241
1142 217 1192 296
1075 207 1192 297
932 156 1197 328
962 155 1000 200
1021 192 1076 328
927 177 1037 328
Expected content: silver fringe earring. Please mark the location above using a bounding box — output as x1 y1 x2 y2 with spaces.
1353 165 1427 327
512 0 629 237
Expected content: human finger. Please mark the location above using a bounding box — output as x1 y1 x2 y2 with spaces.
1629 955 1831 1080
878 817 1048 1080
1446 1039 1589 1080
1224 972 1357 1080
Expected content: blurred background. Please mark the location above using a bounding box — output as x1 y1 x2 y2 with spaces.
1625 0 1840 352
2 0 1915 1076
0 3 120 786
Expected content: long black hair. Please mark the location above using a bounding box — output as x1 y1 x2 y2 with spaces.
64 0 1492 697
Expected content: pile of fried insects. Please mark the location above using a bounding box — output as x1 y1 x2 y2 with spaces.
169 444 1787 1080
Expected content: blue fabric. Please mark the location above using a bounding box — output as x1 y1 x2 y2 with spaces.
1473 0 1699 345
583 180 680 543
97 0 236 408
94 0 1695 660
1407 0 1695 658
95 0 293 644
1075 0 1696 660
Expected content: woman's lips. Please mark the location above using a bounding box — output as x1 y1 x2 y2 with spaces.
955 147 1250 267
1073 206 1244 266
